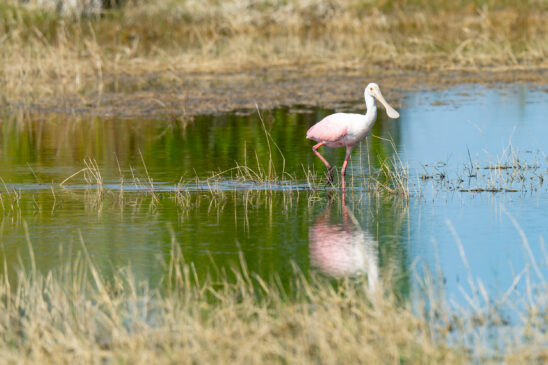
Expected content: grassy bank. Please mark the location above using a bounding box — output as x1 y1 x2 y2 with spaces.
0 256 446 363
1 0 548 111
1 235 548 364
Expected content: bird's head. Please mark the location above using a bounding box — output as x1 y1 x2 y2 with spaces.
365 83 400 119
365 83 381 96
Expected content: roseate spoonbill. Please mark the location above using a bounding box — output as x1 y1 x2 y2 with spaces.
306 83 400 190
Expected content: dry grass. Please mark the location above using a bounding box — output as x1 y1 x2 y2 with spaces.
1 0 548 109
1 230 548 363
0 247 452 364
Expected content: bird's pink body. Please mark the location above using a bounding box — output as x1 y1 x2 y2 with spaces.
306 112 375 148
306 83 399 191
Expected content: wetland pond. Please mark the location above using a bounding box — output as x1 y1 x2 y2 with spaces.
1 83 547 306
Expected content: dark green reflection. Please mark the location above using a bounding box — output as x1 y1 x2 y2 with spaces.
0 107 407 296
0 108 399 184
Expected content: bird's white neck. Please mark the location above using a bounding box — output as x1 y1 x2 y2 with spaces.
364 93 377 117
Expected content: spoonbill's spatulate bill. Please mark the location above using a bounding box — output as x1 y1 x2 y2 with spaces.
306 83 400 191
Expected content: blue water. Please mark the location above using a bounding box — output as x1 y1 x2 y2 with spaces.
0 83 546 307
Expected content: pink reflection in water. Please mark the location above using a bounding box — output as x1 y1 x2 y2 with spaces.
309 198 379 291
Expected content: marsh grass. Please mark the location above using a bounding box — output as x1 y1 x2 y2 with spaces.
2 0 548 106
0 239 455 363
0 143 543 224
0 178 22 221
1 224 548 363
53 132 413 201
38 140 546 212
366 136 411 200
420 145 546 194
203 108 296 190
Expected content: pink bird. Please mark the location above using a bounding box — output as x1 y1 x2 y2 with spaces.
306 83 400 190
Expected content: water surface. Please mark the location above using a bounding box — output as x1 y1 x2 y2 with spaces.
0 84 547 304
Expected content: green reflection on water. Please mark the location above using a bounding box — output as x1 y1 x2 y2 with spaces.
0 108 408 297
0 107 400 182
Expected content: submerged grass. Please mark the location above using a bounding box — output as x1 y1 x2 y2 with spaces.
1 144 541 221
420 144 546 194
0 139 543 224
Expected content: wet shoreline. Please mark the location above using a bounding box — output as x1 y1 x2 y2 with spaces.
7 67 548 120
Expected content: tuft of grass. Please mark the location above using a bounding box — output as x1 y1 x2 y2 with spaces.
0 177 23 222
369 137 411 200
419 144 546 194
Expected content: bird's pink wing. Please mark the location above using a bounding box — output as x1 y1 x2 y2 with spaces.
306 114 348 142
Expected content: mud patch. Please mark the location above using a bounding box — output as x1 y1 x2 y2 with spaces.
6 67 548 119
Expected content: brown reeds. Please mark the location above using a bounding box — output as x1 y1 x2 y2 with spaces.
1 0 548 113
1 227 548 363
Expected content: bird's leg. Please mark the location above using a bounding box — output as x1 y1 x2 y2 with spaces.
312 142 334 183
340 146 353 192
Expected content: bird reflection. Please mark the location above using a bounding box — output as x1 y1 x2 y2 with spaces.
309 195 379 291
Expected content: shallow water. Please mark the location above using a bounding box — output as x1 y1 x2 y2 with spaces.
0 84 547 304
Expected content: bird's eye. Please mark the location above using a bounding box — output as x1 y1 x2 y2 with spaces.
369 87 373 91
